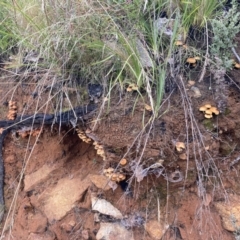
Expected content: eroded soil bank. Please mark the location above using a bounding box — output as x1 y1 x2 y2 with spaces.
1 67 240 240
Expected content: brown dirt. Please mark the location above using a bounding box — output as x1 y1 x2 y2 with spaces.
1 64 240 239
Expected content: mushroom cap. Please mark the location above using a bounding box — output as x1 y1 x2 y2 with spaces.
107 167 114 173
175 142 185 152
235 63 240 69
205 109 212 115
199 106 207 111
204 114 212 119
186 58 196 64
97 149 104 155
118 174 126 180
194 56 201 60
179 153 187 160
120 158 127 166
188 80 195 86
210 107 219 115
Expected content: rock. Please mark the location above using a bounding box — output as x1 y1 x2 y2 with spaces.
96 222 134 240
42 177 90 221
191 86 201 98
88 174 111 190
136 40 153 68
91 196 123 219
28 231 55 240
28 212 48 233
215 194 240 232
24 164 57 191
144 220 168 239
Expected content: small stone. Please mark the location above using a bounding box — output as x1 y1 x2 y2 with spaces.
144 220 168 239
215 194 240 232
91 196 123 219
96 222 134 240
28 231 55 240
88 174 111 191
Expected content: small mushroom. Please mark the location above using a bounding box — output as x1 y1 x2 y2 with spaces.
186 58 196 64
118 174 126 181
179 153 187 160
199 106 207 111
127 83 138 92
205 109 212 115
107 167 114 173
234 63 240 69
175 142 185 152
204 114 212 119
144 104 152 112
210 107 219 115
120 158 127 166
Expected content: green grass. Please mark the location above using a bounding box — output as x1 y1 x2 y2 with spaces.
0 0 224 111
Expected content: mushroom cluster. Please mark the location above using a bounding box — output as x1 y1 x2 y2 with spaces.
199 104 219 118
7 100 17 120
93 141 106 161
17 128 42 138
186 56 201 68
76 128 92 144
103 168 126 182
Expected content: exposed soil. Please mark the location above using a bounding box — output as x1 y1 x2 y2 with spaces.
1 47 240 239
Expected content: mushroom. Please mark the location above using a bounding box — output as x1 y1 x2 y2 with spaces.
175 142 185 152
127 83 138 92
118 174 126 181
210 107 219 115
120 158 127 166
205 110 212 115
179 153 187 160
199 106 207 111
186 58 196 64
204 114 212 119
234 63 240 69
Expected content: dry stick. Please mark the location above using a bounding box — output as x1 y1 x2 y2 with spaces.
199 20 209 82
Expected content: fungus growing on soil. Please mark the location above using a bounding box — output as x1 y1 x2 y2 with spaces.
103 168 126 182
93 141 106 160
144 104 152 112
126 83 138 92
76 128 92 144
186 58 196 64
7 100 17 120
234 63 240 69
199 104 219 118
175 142 185 152
120 158 127 166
